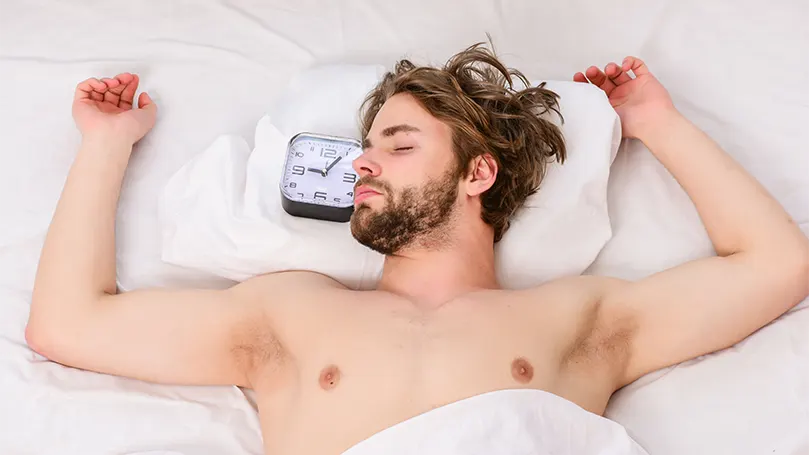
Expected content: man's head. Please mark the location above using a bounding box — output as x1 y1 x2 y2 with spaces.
350 43 566 255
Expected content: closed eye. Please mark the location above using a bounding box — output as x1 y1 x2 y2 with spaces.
393 147 413 152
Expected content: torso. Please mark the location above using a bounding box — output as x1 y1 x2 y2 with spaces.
238 273 630 455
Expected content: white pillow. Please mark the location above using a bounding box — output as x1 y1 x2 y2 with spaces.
159 64 620 290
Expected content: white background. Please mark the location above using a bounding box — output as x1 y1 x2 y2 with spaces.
0 0 807 454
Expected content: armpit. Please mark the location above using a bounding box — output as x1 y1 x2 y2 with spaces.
231 315 288 381
561 300 637 375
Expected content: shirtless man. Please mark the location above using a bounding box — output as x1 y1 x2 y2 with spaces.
26 44 809 454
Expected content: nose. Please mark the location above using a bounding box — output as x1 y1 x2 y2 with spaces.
352 150 381 178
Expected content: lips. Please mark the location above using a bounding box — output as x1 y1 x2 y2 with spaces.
354 186 382 205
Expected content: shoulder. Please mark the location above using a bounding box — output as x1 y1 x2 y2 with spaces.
229 270 348 301
524 274 625 298
227 270 348 349
518 274 628 315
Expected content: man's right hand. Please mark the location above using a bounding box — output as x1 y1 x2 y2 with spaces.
31 71 313 388
72 73 157 144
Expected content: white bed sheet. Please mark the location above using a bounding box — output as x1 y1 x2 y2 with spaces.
1 0 807 454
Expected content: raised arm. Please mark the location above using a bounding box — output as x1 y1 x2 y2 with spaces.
25 74 282 387
574 58 809 385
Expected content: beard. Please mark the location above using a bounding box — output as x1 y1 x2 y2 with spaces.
350 168 459 255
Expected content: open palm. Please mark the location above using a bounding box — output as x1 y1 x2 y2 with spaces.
574 57 674 140
72 73 157 144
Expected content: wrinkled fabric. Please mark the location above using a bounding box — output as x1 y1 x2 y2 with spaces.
158 74 619 290
343 389 649 455
0 0 807 454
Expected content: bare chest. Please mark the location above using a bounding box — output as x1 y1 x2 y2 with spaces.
252 293 616 454
304 303 558 404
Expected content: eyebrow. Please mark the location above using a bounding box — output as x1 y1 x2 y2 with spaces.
363 124 421 149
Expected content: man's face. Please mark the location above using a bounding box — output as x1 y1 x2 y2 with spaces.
350 93 460 255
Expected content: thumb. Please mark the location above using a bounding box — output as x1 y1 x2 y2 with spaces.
137 92 156 110
129 91 157 130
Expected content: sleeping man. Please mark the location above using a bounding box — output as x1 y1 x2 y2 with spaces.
25 44 809 454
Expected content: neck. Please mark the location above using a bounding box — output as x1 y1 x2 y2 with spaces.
377 225 499 309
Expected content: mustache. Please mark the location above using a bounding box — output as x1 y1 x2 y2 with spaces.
355 176 393 194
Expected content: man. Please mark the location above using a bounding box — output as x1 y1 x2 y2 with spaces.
26 44 809 454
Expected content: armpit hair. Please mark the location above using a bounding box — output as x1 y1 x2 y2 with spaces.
561 299 637 375
230 314 288 379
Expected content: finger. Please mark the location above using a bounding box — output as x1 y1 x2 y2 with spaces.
113 72 134 97
115 72 134 85
76 77 106 101
101 78 121 105
137 92 155 109
132 92 158 131
89 86 104 102
75 78 98 101
88 78 107 93
585 66 616 95
622 56 650 76
106 74 128 95
89 78 107 101
573 72 588 83
605 62 632 85
120 74 139 107
101 77 120 90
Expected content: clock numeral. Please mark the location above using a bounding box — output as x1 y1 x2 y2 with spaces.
292 165 305 176
347 191 354 197
343 173 357 183
295 152 304 158
297 192 304 198
314 191 327 200
310 146 314 152
334 197 341 203
288 181 297 188
321 148 337 158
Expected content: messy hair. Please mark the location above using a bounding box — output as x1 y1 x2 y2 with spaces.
359 42 566 242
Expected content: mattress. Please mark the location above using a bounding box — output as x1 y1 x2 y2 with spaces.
1 0 807 453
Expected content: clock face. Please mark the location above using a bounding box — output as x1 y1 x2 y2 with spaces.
280 133 361 208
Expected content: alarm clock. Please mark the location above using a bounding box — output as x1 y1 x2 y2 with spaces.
280 132 362 222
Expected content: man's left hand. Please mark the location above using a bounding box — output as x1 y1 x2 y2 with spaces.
574 57 675 141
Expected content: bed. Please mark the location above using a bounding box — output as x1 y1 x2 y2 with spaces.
1 0 807 453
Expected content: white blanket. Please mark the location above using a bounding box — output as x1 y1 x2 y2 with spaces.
344 389 649 455
1 0 807 454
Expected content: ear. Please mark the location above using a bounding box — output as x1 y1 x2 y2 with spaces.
464 154 497 197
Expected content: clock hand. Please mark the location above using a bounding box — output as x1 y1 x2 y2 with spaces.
307 167 326 176
323 155 343 175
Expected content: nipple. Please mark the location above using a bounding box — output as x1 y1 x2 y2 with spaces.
511 357 534 383
319 365 341 390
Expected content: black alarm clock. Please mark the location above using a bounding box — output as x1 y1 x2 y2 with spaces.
280 132 362 222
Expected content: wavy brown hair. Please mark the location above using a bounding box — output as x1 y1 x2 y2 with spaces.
359 43 566 242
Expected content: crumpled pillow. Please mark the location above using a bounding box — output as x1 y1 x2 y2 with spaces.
159 64 621 290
